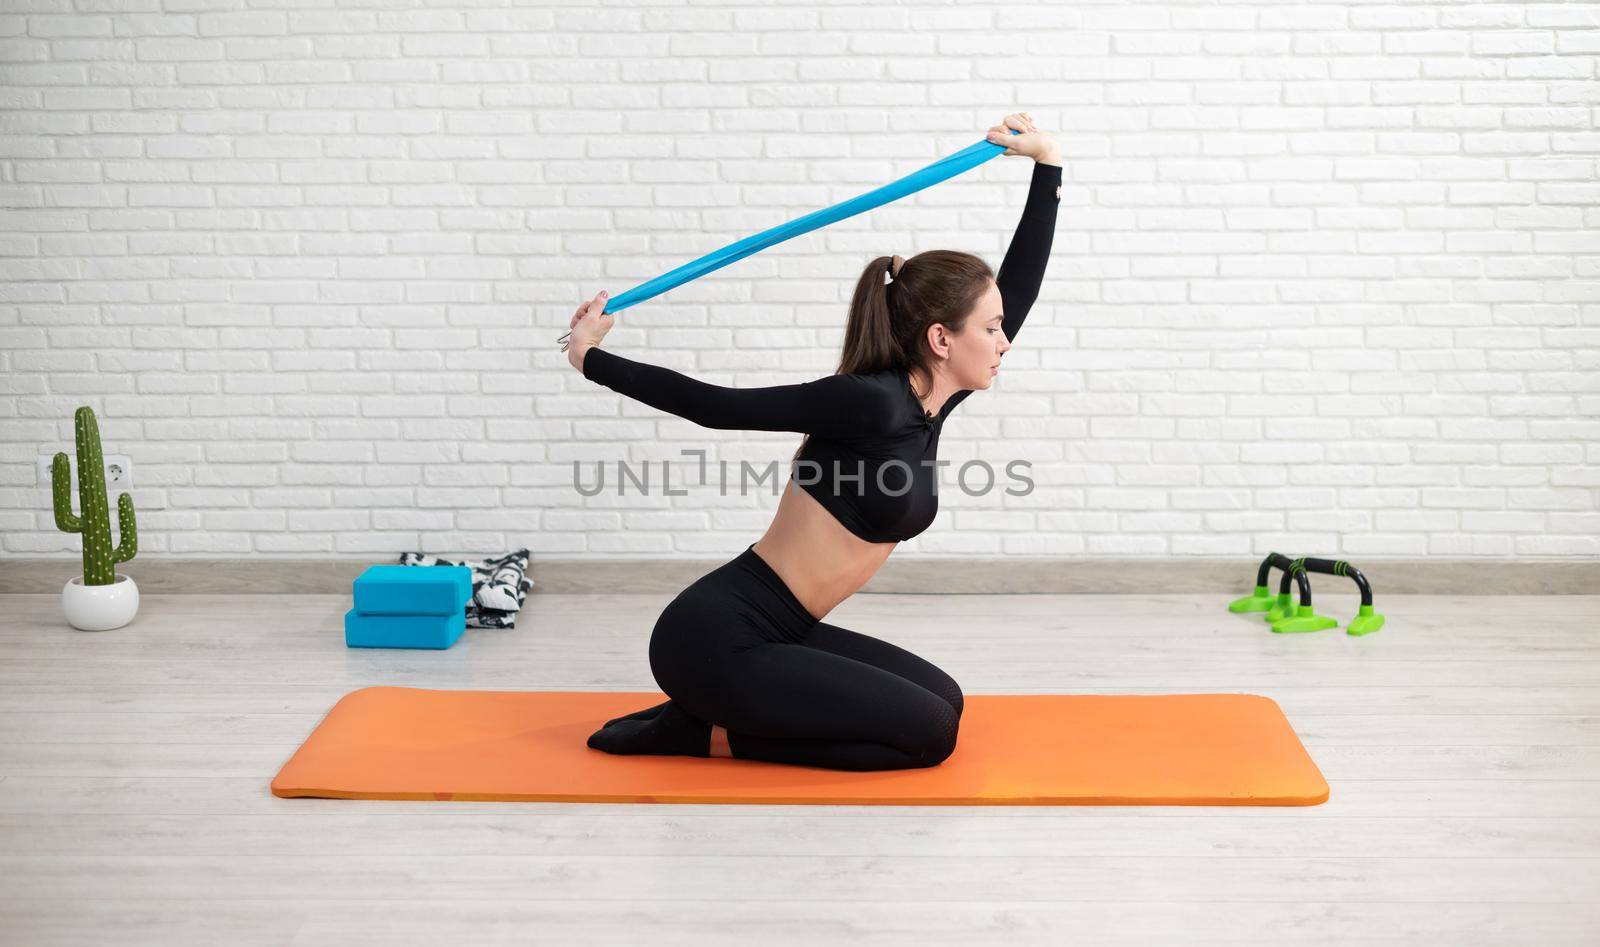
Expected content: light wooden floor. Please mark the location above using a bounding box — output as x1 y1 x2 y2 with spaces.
1 588 1597 946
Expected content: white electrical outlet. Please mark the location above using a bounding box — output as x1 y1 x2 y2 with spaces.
38 454 134 490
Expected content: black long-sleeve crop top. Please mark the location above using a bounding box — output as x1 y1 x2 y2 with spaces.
581 160 1061 543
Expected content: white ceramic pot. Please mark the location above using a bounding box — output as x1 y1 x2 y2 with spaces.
62 573 139 631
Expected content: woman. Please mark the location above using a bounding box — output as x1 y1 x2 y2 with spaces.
565 113 1061 771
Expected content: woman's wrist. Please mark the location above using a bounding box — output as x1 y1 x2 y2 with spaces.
1036 149 1063 168
570 342 597 374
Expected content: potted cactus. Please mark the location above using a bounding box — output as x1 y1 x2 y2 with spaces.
52 406 140 631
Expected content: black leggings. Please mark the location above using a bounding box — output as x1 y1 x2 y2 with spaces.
647 543 964 771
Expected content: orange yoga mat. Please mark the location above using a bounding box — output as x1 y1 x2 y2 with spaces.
272 687 1328 806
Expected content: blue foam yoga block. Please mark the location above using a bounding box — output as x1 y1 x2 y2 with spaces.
352 564 472 616
344 607 466 650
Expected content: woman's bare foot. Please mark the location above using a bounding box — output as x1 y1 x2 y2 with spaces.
710 724 732 758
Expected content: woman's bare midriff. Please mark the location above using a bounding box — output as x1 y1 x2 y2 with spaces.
750 479 896 623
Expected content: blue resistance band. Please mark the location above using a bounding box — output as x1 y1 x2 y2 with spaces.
559 127 1023 345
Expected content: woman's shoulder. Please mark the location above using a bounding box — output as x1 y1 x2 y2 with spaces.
829 366 920 434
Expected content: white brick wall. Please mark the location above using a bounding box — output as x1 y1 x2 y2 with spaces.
2 0 1597 561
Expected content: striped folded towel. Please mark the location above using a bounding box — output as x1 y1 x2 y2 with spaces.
395 548 532 629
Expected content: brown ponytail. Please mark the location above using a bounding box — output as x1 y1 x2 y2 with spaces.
791 250 994 464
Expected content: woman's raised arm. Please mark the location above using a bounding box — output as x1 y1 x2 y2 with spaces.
940 154 1062 420
994 157 1062 346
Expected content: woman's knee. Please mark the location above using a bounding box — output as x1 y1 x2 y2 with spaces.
804 622 965 719
926 671 963 722
908 695 961 766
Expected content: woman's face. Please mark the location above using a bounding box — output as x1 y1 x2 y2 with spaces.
948 280 1010 390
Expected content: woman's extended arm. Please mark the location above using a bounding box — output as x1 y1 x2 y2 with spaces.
940 156 1062 419
994 157 1062 346
580 345 895 439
